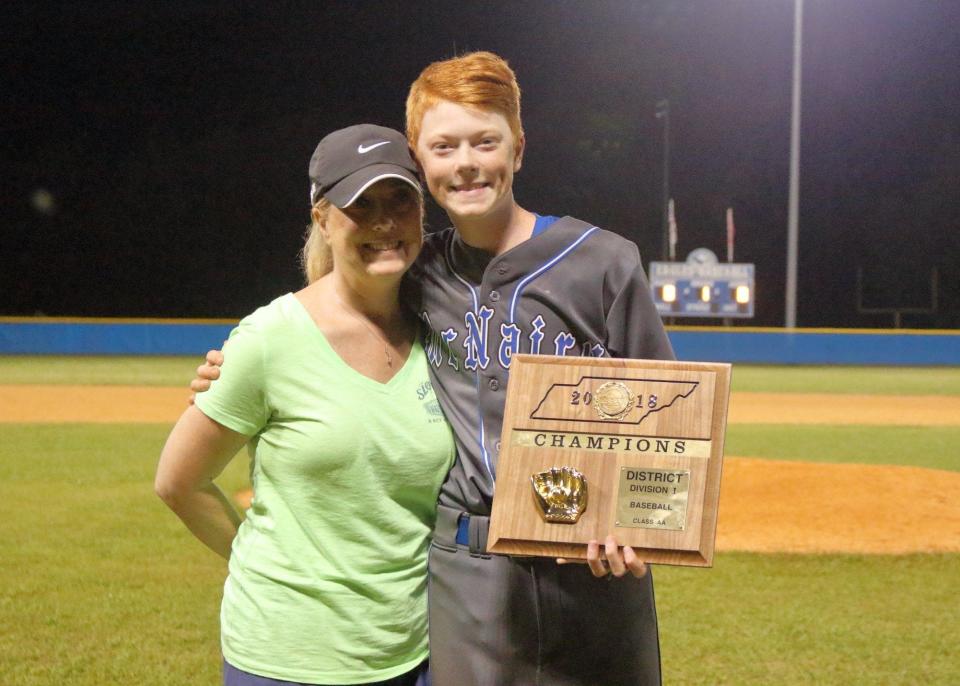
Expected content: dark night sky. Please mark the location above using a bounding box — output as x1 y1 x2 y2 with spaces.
3 1 959 328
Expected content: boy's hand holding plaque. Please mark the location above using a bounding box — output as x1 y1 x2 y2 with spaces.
487 355 731 567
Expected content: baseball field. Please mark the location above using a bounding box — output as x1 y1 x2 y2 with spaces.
1 357 958 685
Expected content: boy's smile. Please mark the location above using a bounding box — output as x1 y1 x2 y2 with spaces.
414 100 524 227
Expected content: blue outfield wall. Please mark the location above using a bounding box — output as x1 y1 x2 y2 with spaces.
0 319 235 356
0 318 957 365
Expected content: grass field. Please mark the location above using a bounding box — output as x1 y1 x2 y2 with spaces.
1 357 958 685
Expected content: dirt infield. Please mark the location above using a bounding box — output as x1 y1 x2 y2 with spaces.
730 392 960 426
3 385 959 426
0 385 189 423
3 385 959 554
718 457 960 554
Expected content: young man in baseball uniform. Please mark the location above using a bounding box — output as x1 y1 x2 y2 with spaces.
403 52 673 686
195 51 672 686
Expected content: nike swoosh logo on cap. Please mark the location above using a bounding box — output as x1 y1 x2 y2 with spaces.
358 141 391 154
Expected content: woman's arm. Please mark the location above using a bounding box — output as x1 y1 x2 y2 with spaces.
155 405 250 559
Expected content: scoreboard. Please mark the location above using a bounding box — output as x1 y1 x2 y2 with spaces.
649 250 755 318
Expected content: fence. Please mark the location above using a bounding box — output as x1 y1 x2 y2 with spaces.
1 318 957 365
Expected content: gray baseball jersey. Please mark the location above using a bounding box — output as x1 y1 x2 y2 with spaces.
407 216 675 514
405 216 674 686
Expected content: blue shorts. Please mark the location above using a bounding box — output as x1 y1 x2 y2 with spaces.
223 660 430 686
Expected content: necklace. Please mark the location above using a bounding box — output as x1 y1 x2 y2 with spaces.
333 290 395 368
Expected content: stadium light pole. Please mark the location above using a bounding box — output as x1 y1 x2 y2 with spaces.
785 0 803 328
655 99 671 261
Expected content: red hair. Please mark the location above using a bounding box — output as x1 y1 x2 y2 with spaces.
406 51 523 148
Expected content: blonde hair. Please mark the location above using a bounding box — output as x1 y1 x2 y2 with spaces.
301 199 333 284
405 51 523 149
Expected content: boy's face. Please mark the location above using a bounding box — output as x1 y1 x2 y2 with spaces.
414 100 523 224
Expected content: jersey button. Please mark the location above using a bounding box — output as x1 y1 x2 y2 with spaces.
497 264 508 275
488 378 500 391
489 290 501 302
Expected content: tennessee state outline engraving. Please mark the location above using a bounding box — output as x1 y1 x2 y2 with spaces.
529 376 700 426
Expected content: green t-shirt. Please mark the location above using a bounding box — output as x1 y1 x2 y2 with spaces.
194 293 455 684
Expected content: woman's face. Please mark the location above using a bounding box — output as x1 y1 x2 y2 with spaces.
321 179 423 281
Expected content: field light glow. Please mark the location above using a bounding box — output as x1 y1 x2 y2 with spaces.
700 286 712 302
736 285 751 304
662 284 677 303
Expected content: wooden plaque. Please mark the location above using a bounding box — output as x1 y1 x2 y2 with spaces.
487 355 731 567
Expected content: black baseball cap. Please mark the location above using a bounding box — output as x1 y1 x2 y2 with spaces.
308 124 421 207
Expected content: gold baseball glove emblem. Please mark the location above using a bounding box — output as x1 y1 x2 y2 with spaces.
531 467 588 523
594 381 635 420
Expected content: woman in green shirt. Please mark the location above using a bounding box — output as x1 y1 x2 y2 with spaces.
155 125 455 686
